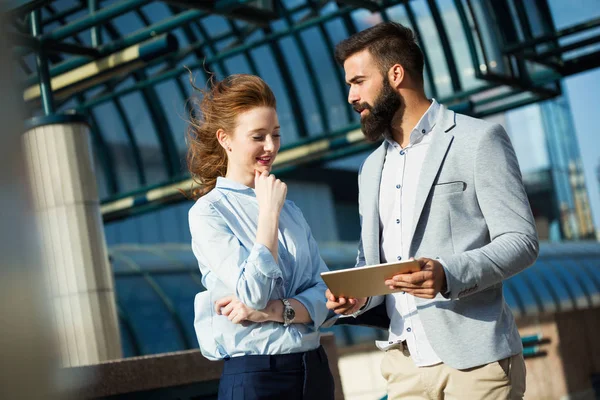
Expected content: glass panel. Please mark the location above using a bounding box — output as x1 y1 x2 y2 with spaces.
520 266 556 312
115 276 185 355
111 11 146 37
324 18 359 126
118 319 138 358
155 205 190 243
351 9 384 31
434 0 483 92
202 15 231 37
119 90 169 185
505 103 551 174
505 273 540 315
223 54 254 75
154 80 188 167
277 35 323 135
153 273 205 347
531 264 575 311
299 26 349 131
90 102 141 193
141 2 172 24
411 0 453 98
251 45 299 143
547 0 600 30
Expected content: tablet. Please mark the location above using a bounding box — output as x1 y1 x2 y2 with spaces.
320 260 421 298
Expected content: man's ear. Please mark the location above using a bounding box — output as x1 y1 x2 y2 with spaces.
216 128 230 151
388 64 405 89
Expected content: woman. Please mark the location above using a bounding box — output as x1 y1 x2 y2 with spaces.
187 74 335 400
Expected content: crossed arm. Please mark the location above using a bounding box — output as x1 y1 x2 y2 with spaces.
190 204 329 327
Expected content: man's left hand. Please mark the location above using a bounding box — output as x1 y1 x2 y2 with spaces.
385 258 447 299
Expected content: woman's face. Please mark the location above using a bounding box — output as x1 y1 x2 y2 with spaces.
223 106 281 182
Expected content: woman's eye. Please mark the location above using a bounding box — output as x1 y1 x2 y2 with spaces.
252 136 263 141
273 134 281 138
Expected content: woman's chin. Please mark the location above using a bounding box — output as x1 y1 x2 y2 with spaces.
255 164 272 173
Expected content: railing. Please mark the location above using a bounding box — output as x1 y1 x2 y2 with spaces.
61 333 344 400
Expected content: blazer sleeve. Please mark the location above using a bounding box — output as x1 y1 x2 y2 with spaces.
352 161 384 313
442 124 539 299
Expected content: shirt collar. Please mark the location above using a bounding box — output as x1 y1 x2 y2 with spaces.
385 99 440 148
216 176 255 193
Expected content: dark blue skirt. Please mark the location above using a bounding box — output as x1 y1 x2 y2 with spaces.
217 346 335 400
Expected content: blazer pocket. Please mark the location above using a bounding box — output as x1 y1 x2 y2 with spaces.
432 181 466 196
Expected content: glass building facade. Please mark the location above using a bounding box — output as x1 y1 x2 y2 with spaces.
12 0 600 360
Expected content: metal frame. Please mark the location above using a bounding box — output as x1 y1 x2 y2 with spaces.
13 0 600 219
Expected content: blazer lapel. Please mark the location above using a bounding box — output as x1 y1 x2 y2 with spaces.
410 106 456 245
361 141 387 265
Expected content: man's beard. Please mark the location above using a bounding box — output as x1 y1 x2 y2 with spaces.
353 79 403 142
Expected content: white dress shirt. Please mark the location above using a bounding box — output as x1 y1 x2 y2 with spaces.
375 100 443 367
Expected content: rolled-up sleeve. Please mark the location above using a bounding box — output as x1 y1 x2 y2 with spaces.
289 207 333 329
189 204 282 310
292 258 330 329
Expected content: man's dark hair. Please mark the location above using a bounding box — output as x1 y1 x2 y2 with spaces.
335 22 424 84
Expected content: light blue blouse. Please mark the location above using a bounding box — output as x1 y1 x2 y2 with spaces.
190 177 332 360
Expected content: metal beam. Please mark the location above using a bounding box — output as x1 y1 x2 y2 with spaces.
10 31 101 58
280 2 330 133
101 18 181 180
89 0 102 47
404 0 438 98
30 9 54 115
24 8 207 88
23 33 179 103
75 5 357 111
306 0 354 124
101 124 365 222
426 0 461 92
503 17 600 54
3 0 52 16
42 0 153 43
164 0 279 24
262 25 309 137
42 3 85 26
335 0 381 12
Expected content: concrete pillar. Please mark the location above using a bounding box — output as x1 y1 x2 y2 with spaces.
22 115 122 367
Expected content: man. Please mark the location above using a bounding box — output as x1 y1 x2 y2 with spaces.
326 22 539 399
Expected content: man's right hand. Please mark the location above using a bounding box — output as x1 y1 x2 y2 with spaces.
325 289 367 315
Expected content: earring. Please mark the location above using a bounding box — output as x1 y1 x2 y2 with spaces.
227 147 232 152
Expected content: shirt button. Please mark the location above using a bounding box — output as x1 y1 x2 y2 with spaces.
407 327 412 332
402 291 406 294
421 129 426 134
389 341 394 344
399 150 405 155
396 184 401 189
397 256 402 261
396 219 400 224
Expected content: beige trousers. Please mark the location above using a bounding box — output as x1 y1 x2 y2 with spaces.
381 347 526 400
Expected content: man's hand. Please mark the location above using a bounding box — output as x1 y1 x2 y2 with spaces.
385 258 447 299
325 289 367 315
215 295 269 324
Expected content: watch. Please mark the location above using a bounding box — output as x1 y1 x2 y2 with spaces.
281 299 295 327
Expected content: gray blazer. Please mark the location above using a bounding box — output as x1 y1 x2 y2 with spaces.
357 105 539 370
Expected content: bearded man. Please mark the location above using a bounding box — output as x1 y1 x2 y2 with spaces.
326 22 539 400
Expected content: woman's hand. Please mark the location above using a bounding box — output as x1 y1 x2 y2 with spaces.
215 295 269 324
254 170 287 216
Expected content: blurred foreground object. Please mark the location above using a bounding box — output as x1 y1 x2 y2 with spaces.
0 10 60 400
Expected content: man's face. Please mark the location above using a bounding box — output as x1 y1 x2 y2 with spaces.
344 50 403 141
